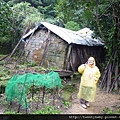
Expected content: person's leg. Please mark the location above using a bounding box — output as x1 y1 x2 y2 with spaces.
80 98 87 109
80 98 84 104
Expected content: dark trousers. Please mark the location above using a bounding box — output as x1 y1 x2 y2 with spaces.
80 98 88 104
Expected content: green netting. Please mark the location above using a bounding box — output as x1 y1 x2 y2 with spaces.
5 71 62 109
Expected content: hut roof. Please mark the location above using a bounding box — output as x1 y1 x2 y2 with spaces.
23 22 104 46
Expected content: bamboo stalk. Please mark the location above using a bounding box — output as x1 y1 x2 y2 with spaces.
107 64 112 92
104 49 116 71
114 61 118 91
10 101 12 110
52 88 55 106
42 86 45 104
111 50 117 72
100 70 108 89
25 97 28 114
32 79 34 99
100 49 116 90
109 73 120 92
109 61 119 92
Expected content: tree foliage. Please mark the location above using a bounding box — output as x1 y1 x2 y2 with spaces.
0 0 12 37
55 0 120 56
10 2 43 48
5 0 57 19
12 2 43 29
1 1 44 50
53 0 79 25
65 21 80 31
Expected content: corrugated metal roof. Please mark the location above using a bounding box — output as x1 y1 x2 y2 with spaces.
23 22 104 46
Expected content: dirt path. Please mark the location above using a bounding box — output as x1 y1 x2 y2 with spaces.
63 88 120 114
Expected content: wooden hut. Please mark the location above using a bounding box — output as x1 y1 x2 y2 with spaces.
22 22 105 71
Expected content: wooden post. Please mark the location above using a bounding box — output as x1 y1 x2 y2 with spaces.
32 79 34 99
14 30 35 67
64 45 72 70
52 87 56 106
10 101 12 110
42 86 45 104
0 55 9 61
39 30 50 66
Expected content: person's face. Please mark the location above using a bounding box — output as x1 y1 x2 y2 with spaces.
88 60 94 67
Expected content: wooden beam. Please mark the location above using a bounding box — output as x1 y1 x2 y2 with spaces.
39 30 50 66
14 29 35 67
64 44 72 70
9 27 29 58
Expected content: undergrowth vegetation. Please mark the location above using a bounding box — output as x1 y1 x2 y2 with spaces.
103 107 120 114
0 62 75 114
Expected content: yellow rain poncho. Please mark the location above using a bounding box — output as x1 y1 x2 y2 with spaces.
77 57 100 102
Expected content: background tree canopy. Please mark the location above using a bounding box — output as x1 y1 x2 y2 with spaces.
10 2 44 49
0 0 120 66
0 0 12 39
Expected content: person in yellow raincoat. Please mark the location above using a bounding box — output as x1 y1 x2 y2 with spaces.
77 57 100 109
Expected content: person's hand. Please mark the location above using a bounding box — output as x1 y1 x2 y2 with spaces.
94 77 98 84
84 62 87 66
95 80 98 84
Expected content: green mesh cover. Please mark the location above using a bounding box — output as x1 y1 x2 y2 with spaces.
5 71 62 108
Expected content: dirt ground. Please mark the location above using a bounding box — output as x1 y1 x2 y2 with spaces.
62 87 120 114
